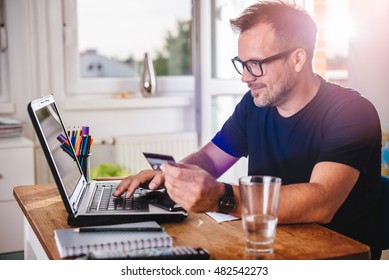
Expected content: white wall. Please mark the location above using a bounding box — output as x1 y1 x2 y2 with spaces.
348 0 389 126
348 0 389 260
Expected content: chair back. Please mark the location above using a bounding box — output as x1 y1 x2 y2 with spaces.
380 176 389 250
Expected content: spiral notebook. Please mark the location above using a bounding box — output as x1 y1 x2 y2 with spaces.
54 221 172 258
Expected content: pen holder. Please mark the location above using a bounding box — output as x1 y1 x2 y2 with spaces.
77 153 91 183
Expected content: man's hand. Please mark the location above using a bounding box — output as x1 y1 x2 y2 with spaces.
161 163 225 213
113 169 165 198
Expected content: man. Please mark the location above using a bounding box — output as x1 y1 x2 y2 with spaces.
115 1 383 259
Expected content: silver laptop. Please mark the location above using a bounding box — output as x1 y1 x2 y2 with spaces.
28 94 187 226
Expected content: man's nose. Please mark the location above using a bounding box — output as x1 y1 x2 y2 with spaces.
241 67 256 83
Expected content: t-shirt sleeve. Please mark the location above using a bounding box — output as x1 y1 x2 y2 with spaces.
318 95 381 173
211 91 252 158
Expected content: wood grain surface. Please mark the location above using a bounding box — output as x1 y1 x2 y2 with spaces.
14 184 370 260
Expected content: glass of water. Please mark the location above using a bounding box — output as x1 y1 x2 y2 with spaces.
239 175 282 254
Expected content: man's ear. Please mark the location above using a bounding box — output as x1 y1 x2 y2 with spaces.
293 48 307 73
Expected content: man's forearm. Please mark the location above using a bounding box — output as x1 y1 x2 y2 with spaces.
179 150 220 178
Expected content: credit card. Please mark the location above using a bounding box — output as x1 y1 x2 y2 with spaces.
143 152 177 171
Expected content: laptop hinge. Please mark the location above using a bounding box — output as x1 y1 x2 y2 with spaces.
72 179 88 214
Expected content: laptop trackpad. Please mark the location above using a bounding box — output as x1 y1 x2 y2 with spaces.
141 190 184 212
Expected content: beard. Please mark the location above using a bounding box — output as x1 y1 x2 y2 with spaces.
251 65 295 108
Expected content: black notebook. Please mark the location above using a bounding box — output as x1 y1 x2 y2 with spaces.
54 221 172 258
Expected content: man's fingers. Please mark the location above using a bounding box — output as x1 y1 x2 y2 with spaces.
114 176 133 196
113 170 165 197
148 172 165 190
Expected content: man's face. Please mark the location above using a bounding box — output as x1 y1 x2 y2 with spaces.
237 23 296 108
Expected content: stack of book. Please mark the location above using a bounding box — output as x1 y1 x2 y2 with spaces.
0 117 23 138
54 221 172 259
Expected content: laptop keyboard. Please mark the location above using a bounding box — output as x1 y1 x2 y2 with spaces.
88 183 148 212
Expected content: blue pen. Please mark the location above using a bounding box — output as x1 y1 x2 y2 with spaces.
71 129 76 148
79 135 89 170
82 135 89 156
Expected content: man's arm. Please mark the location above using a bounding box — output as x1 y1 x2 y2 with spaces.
180 141 239 178
163 159 359 224
194 142 361 222
159 142 241 213
168 142 360 221
277 161 359 224
114 141 239 198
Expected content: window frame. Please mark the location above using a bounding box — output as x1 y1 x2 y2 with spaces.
62 0 194 96
0 0 8 104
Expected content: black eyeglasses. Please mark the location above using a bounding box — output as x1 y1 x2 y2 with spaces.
231 48 297 77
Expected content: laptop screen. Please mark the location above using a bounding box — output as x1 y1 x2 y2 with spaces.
31 97 83 200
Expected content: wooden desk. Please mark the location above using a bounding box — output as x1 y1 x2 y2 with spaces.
13 184 370 260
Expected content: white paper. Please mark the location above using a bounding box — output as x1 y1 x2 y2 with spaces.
206 212 240 223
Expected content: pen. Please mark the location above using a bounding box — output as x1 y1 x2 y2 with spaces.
74 227 165 233
56 134 68 144
94 176 127 181
81 126 89 136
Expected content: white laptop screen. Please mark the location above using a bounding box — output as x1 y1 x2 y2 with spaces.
34 100 83 199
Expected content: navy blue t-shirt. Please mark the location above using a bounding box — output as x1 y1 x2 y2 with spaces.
212 76 382 258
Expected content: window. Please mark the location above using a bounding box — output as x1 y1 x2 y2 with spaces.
211 0 257 80
63 0 193 95
322 0 351 85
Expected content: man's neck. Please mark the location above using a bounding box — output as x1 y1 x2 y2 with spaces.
276 73 320 118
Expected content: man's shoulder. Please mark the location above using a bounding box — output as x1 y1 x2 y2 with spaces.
321 78 361 98
320 78 375 109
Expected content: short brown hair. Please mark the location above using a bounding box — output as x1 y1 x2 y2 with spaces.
230 0 317 60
